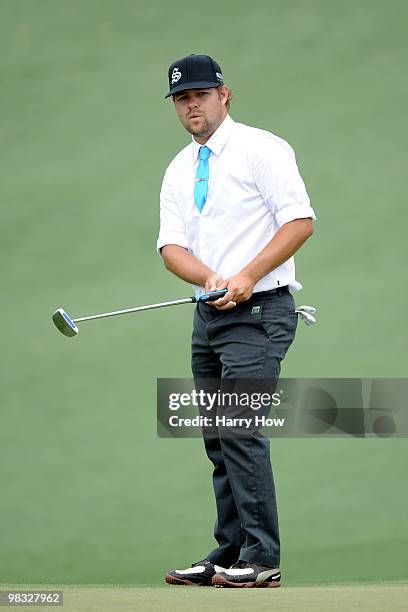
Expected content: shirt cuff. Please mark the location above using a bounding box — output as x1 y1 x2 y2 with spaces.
275 204 316 227
156 233 189 256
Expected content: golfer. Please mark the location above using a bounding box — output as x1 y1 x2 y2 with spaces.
158 54 316 588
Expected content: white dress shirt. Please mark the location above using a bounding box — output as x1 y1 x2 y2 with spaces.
157 114 316 296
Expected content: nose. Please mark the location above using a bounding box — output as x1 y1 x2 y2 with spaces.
187 94 200 110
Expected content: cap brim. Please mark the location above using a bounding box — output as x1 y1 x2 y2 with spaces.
165 81 221 98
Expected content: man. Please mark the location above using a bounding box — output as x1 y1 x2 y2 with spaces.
157 54 316 588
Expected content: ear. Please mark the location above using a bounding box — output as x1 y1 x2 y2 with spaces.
218 85 230 106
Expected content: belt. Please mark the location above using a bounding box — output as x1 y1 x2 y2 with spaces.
253 285 289 298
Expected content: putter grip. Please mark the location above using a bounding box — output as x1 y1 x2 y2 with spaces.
196 289 228 303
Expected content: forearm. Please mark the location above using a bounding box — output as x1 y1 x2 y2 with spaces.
161 244 214 286
241 218 313 284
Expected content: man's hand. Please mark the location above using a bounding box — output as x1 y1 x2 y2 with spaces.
209 273 255 311
205 273 235 309
205 273 225 292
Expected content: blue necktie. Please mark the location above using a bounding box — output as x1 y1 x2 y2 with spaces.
194 146 211 213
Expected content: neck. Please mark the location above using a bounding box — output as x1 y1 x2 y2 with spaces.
195 135 210 145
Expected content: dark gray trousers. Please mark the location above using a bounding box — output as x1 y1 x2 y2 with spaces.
191 287 297 568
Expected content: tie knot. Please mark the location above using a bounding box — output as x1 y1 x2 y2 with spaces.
199 146 211 161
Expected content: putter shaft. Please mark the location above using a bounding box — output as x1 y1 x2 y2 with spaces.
73 297 193 323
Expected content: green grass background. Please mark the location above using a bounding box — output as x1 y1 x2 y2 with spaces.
1 0 407 587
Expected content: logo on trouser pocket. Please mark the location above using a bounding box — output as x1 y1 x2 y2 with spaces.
251 306 261 315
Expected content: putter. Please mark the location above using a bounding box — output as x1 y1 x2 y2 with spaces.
52 289 228 338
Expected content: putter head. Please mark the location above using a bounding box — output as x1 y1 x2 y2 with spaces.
52 308 79 337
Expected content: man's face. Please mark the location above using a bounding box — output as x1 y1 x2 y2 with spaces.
173 86 228 142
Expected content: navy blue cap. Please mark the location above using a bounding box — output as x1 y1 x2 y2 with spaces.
165 54 224 98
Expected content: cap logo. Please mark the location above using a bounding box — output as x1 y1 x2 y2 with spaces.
216 72 223 82
171 67 182 84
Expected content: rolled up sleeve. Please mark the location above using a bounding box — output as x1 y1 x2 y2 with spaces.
157 166 188 255
253 138 316 227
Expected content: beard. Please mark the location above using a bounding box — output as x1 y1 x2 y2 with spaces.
185 116 213 138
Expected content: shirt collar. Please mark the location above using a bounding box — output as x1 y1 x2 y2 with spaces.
192 114 235 160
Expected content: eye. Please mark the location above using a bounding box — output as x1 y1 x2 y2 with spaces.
199 92 208 96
